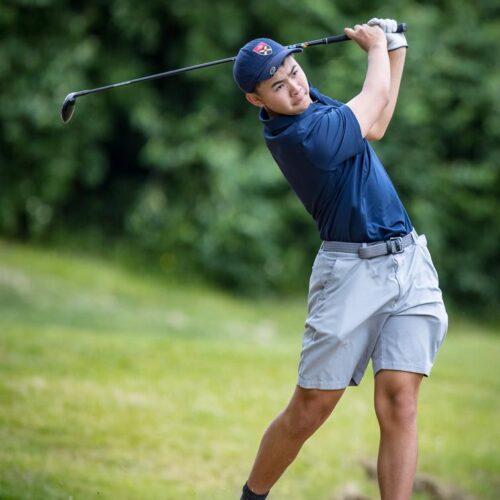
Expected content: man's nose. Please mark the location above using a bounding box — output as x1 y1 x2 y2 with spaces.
289 80 300 95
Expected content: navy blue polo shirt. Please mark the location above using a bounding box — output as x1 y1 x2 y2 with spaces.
260 86 413 243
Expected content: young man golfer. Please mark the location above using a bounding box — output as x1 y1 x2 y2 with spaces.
233 19 448 500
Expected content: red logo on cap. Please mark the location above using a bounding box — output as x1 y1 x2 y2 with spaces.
252 42 272 56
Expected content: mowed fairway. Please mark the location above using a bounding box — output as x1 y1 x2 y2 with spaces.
0 240 498 499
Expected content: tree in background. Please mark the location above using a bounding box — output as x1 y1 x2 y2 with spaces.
0 0 499 309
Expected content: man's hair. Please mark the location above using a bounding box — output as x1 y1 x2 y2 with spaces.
252 82 262 95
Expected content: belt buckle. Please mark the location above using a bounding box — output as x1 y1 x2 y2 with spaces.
387 237 404 254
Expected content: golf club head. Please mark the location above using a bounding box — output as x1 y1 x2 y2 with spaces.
61 93 77 123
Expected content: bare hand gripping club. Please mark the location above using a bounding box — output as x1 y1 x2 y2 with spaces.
61 23 407 123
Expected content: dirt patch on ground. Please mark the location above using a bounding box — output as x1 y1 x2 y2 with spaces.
333 460 475 499
351 459 476 500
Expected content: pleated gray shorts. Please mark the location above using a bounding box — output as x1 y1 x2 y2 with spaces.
298 233 448 390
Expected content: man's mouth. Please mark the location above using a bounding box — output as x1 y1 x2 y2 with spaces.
294 92 310 107
293 93 305 106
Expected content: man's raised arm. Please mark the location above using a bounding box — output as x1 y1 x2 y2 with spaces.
365 18 408 141
343 24 391 138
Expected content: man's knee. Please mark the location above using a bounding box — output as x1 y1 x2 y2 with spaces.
375 371 422 430
376 390 418 428
283 387 342 440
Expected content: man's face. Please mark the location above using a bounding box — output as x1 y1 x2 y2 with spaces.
246 56 312 116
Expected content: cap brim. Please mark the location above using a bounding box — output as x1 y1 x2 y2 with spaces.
256 47 303 85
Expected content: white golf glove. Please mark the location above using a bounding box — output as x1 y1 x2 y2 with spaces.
368 18 408 51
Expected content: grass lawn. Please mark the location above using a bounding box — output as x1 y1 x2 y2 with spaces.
0 240 498 499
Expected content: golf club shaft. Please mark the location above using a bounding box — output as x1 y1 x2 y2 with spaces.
69 23 408 99
74 57 236 98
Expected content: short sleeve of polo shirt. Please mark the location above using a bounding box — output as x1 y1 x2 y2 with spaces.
301 104 364 169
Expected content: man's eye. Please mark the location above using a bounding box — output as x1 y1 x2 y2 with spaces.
275 84 284 91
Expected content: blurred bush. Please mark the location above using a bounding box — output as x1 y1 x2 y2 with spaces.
0 0 499 308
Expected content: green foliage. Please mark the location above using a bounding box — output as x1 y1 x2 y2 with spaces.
1 0 499 305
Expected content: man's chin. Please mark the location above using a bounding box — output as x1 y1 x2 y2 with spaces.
293 99 312 115
266 98 311 117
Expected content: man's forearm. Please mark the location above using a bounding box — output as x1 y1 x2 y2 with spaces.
366 48 406 140
363 44 391 99
346 39 391 138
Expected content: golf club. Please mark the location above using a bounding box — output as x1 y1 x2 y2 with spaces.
61 23 407 123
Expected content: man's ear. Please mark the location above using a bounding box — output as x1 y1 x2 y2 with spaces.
245 92 265 108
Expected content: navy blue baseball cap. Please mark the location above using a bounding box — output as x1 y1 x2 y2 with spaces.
233 38 303 93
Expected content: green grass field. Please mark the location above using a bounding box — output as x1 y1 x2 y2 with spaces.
0 240 498 499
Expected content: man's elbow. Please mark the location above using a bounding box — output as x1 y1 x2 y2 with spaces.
367 91 390 141
364 83 390 109
365 88 389 127
366 127 385 141
379 87 390 110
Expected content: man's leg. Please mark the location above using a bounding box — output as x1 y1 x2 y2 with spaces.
244 385 345 496
374 369 423 500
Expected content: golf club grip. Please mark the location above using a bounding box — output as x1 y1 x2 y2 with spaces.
292 22 407 48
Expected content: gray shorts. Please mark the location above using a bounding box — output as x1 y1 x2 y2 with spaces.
298 232 448 390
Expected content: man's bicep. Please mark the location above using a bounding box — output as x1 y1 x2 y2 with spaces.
347 92 387 138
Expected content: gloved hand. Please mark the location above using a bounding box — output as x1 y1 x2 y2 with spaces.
367 18 408 51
